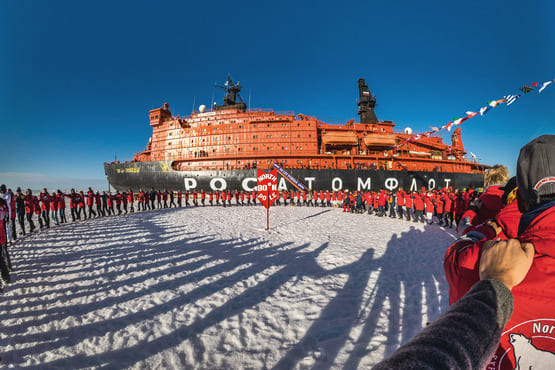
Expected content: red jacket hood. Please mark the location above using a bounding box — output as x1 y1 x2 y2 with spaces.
495 201 522 239
519 204 555 258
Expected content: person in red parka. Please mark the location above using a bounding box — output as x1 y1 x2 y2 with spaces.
396 189 405 219
441 191 454 227
86 188 96 218
39 188 51 228
413 192 425 223
56 190 67 223
32 194 43 228
78 191 87 219
221 190 226 207
177 190 183 207
24 189 36 232
0 197 11 284
424 193 434 224
435 196 444 226
200 189 206 206
127 189 134 213
162 189 169 208
95 191 103 217
106 192 114 215
453 190 465 227
404 192 413 221
49 192 59 225
444 135 555 370
458 165 510 236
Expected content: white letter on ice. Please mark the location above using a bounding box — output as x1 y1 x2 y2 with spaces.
304 177 316 190
410 178 418 192
357 177 371 191
385 178 399 191
210 178 227 191
242 178 257 192
278 177 288 191
331 177 343 191
184 178 197 191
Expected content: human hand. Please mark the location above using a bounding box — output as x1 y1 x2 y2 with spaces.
485 220 502 236
479 239 535 290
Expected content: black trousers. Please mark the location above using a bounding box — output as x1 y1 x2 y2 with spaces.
18 212 26 234
88 205 96 218
10 218 16 239
41 210 50 227
26 213 35 230
1 243 11 282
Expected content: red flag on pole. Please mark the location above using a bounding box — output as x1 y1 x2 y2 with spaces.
256 169 278 230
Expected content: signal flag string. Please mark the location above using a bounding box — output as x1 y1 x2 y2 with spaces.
390 77 555 151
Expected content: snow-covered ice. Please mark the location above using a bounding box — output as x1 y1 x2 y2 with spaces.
1 205 457 369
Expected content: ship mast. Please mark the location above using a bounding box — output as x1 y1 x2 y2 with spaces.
214 75 247 111
357 78 378 124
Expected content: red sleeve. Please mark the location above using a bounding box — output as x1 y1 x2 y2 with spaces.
443 224 497 305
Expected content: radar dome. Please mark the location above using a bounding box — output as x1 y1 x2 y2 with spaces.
199 105 206 113
404 127 412 135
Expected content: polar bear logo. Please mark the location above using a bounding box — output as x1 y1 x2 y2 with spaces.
509 333 555 370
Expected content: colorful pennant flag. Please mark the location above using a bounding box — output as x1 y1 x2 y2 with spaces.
480 106 491 116
488 99 506 107
466 111 479 118
504 94 521 105
538 80 553 93
520 85 534 94
390 76 554 151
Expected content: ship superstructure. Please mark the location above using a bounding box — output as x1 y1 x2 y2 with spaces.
105 78 486 192
134 78 483 174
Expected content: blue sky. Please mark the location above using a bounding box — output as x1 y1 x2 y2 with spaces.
1 0 553 190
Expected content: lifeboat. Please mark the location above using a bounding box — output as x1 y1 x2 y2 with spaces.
322 131 359 145
363 133 396 147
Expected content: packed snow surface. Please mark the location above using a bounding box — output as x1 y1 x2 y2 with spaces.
1 206 456 369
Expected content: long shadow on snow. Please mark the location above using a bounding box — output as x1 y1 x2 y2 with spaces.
3 213 451 369
274 224 450 370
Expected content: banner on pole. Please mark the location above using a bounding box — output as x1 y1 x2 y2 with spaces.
256 169 278 209
272 163 307 191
